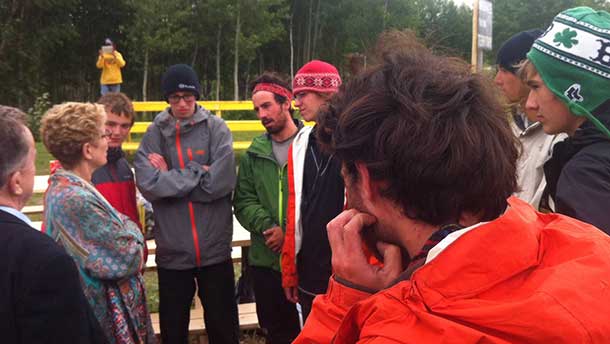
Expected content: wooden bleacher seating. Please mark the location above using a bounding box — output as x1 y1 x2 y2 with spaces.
149 302 259 337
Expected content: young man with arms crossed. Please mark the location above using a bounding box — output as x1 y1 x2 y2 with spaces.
135 64 239 344
281 60 345 321
234 72 302 344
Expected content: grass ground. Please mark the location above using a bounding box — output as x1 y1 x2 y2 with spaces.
34 142 54 175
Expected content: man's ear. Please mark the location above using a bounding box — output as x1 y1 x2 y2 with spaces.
6 170 23 196
355 162 375 202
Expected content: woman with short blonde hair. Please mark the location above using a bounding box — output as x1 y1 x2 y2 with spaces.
41 102 155 344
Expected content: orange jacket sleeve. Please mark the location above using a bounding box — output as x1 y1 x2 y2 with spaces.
294 276 372 343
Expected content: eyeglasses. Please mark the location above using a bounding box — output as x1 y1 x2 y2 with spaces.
168 94 196 104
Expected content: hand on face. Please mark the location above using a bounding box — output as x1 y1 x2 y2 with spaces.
327 209 403 292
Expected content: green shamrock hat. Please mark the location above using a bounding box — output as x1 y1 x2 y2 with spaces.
527 6 610 138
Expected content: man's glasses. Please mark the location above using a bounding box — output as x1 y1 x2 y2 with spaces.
168 94 196 104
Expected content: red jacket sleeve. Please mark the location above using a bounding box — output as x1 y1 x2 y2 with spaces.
281 144 298 288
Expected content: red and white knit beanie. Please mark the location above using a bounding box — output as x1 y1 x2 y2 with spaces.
293 60 342 95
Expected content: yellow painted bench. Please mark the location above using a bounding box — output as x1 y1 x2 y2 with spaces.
124 120 315 153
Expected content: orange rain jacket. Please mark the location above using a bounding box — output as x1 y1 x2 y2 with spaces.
295 197 610 343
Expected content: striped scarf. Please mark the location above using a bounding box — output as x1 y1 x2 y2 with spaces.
402 223 463 279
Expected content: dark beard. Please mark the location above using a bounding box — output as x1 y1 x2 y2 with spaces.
265 124 282 135
263 115 288 135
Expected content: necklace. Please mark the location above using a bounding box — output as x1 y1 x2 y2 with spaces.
307 144 335 194
309 145 333 177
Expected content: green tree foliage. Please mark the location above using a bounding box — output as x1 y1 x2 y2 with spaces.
0 0 133 107
492 0 610 64
27 92 51 141
0 0 78 108
4 0 610 113
414 0 472 58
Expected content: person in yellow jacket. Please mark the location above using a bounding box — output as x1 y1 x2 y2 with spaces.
96 38 126 95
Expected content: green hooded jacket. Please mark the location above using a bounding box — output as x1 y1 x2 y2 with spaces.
234 122 302 271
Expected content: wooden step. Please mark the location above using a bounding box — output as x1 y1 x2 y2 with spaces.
149 302 259 336
22 205 44 215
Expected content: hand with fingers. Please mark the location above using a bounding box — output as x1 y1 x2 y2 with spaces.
263 226 284 253
327 209 403 292
283 286 299 303
148 153 168 172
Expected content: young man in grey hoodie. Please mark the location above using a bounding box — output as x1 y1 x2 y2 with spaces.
135 64 239 344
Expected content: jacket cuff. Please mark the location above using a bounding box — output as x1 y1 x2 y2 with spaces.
327 275 373 307
281 274 298 288
186 160 207 176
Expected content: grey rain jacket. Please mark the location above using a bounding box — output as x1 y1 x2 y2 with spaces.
134 105 236 269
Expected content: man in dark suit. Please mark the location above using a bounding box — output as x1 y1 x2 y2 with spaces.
0 106 106 343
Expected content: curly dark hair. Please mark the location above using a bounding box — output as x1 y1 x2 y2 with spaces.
317 31 518 225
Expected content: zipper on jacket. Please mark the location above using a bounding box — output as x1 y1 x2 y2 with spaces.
175 122 202 266
278 165 284 226
187 147 193 161
254 152 287 228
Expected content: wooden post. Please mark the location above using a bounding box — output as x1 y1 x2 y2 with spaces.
471 0 479 72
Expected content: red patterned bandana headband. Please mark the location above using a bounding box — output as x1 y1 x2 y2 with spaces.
253 83 293 102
